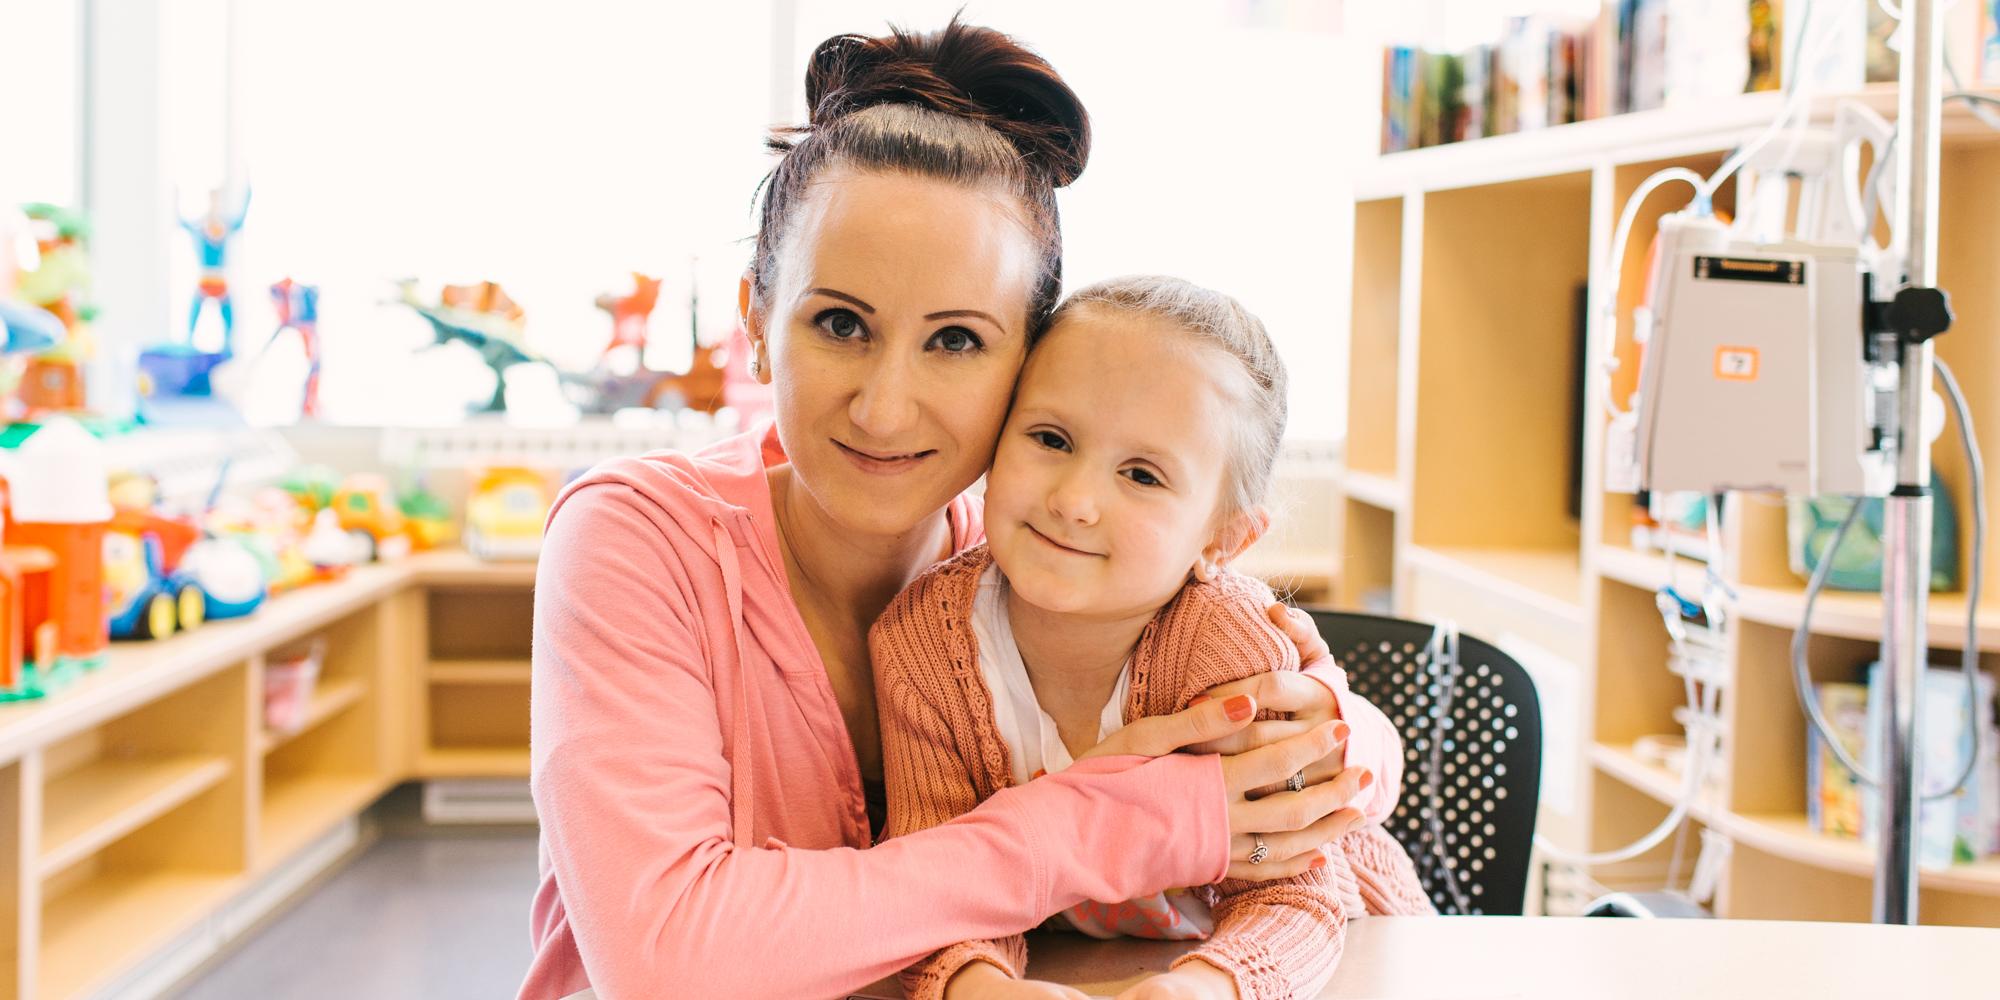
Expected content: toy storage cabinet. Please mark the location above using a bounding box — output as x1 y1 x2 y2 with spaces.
1334 85 2000 924
0 552 534 1000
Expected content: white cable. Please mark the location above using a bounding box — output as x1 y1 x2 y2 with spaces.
1418 621 1473 913
1532 613 1722 868
1789 359 1985 800
1598 168 1706 421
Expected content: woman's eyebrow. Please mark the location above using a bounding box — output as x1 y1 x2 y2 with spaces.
924 308 1002 327
808 288 875 313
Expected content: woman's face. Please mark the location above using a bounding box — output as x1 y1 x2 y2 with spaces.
749 169 1037 539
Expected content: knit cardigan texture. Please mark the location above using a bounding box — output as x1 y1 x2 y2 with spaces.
871 545 1434 1000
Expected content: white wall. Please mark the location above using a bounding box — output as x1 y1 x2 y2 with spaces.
794 1 1357 440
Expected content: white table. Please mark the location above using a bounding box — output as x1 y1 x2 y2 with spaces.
850 916 2000 999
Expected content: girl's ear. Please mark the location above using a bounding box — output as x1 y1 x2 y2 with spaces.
1198 505 1271 580
740 271 772 385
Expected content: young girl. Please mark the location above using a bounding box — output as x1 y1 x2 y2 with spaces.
872 276 1433 1000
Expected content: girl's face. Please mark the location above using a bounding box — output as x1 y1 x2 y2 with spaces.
747 169 1037 539
984 307 1252 620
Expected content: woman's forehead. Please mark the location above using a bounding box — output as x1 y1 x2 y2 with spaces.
783 171 1037 314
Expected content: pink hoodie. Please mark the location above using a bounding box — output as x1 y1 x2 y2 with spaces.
520 423 1403 999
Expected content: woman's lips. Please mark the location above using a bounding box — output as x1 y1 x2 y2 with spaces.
1026 523 1099 557
834 439 934 475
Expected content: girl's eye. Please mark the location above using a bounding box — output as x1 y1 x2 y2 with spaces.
928 326 983 354
1123 467 1163 487
815 309 865 341
1030 430 1069 451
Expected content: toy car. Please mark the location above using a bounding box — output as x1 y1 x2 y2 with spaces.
329 474 412 562
464 467 552 561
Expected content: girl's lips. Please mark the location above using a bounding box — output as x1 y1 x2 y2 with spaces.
1026 523 1099 557
834 439 934 474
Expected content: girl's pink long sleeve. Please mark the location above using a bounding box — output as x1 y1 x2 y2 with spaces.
525 485 1230 1000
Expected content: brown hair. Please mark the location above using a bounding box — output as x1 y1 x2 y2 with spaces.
1051 276 1290 523
752 18 1090 334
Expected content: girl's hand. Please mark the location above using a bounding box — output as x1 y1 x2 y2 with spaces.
1112 961 1238 1000
944 961 1089 1000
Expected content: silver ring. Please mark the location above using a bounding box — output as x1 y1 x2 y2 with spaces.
1247 833 1270 865
1285 769 1307 793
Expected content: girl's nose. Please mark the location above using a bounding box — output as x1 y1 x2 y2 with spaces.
1047 466 1098 526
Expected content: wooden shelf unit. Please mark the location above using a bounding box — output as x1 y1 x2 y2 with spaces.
0 551 535 999
417 587 535 769
1335 87 2000 926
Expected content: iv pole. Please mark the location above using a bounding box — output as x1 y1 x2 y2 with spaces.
1878 0 1951 926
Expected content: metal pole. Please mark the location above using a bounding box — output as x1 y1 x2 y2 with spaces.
1876 0 1945 926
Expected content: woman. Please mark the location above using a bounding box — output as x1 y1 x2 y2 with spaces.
522 21 1402 1000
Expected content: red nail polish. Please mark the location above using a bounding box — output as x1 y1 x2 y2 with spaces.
1309 855 1327 870
1224 695 1254 721
1333 722 1351 742
1032 768 1047 780
1188 694 1211 707
1359 769 1375 789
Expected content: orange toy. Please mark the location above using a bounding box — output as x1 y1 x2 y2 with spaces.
594 273 662 368
3 418 114 684
0 546 58 693
439 281 525 324
9 518 108 665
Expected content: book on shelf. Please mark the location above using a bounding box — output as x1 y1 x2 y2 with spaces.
1807 681 1869 838
1984 1 2000 82
1820 664 2000 866
1379 14 1596 153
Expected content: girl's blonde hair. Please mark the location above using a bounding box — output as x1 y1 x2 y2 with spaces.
1049 275 1289 527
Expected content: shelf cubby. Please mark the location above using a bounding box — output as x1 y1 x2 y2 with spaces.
1346 196 1404 481
36 666 251 887
1590 577 1696 755
1337 500 1396 613
1410 172 1590 559
427 683 530 756
35 659 251 1000
426 587 534 662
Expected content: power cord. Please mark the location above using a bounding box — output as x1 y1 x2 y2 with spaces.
1789 357 1986 801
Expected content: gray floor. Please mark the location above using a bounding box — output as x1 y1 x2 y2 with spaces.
171 789 540 1000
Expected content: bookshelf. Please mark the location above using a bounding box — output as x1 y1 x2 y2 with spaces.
1335 84 2000 925
0 551 535 999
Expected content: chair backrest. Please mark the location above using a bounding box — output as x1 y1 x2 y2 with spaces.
1306 609 1542 915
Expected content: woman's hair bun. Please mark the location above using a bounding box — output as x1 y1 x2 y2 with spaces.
798 17 1090 187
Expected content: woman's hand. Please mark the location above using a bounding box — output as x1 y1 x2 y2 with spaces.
1189 603 1349 795
1076 696 1369 880
944 960 1089 1000
1112 961 1238 1000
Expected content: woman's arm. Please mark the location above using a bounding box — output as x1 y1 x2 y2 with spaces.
530 485 1230 1000
872 624 1026 1000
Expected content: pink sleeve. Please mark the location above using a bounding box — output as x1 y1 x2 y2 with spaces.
1301 658 1404 825
529 486 1229 1000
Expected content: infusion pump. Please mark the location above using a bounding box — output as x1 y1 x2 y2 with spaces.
1605 211 1900 499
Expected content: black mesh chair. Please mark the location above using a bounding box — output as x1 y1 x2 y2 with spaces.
1306 609 1543 915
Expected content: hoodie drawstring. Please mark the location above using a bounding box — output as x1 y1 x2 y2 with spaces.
712 518 758 848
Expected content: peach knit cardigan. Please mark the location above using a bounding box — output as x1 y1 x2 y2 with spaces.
871 545 1435 1000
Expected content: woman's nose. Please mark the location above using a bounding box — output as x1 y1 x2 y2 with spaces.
847 352 921 441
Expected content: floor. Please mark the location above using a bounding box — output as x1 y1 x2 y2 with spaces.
169 788 541 1000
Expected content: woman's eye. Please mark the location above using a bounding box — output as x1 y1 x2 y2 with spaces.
929 326 982 354
815 309 865 341
1123 467 1163 487
1030 430 1069 451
